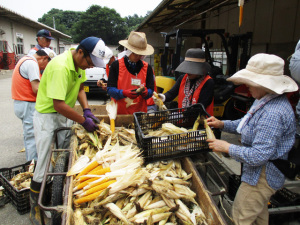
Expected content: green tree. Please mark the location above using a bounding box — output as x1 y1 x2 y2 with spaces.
72 5 127 45
38 9 82 39
124 14 146 33
38 7 150 44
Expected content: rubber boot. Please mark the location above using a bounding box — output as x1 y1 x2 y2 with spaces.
30 180 44 225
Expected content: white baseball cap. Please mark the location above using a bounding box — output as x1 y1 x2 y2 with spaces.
79 37 106 68
40 48 56 59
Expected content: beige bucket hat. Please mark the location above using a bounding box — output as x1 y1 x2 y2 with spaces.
119 31 154 56
227 53 298 94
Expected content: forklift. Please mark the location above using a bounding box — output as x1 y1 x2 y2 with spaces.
157 28 254 120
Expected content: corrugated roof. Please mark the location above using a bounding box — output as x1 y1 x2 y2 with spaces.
137 0 233 32
0 5 71 39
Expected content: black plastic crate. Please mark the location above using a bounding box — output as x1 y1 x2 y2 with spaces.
0 161 31 214
134 103 211 162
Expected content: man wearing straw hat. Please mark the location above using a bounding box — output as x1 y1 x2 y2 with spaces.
107 31 155 114
206 53 298 225
157 48 214 115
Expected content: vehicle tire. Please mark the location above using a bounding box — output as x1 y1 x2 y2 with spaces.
223 98 243 120
51 151 69 225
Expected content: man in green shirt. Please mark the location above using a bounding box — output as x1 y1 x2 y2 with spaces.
30 37 106 225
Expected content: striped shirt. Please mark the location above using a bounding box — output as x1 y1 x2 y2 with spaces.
223 95 296 190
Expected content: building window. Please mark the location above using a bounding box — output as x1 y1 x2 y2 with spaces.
59 47 65 53
0 41 8 52
16 37 24 54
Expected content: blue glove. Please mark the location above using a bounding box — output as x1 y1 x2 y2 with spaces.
83 108 100 124
80 117 98 132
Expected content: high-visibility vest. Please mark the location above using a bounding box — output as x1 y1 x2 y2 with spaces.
178 74 214 115
11 56 41 102
113 58 148 114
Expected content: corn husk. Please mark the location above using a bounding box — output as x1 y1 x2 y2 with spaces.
67 155 90 176
162 123 188 134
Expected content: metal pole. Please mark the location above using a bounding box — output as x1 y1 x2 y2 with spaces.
53 17 56 29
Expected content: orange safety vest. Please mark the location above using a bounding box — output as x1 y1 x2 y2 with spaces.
113 58 148 114
106 64 110 79
178 74 214 115
11 56 41 102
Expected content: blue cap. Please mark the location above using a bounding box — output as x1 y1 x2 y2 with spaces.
37 29 54 40
80 37 106 68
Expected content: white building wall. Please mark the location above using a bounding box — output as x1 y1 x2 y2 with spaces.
0 17 59 56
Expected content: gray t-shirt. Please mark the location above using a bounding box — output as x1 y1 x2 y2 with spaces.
19 55 40 82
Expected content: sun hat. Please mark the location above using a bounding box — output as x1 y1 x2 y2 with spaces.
227 53 298 94
79 37 106 68
40 48 56 59
119 31 154 56
175 48 211 76
37 29 54 40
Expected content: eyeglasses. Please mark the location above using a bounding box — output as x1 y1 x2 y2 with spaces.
84 55 94 68
48 57 51 62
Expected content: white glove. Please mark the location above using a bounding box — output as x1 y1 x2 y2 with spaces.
158 93 166 102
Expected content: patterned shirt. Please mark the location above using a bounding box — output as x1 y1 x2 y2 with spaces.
223 95 296 190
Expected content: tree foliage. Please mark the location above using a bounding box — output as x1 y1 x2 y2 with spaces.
38 6 149 45
38 9 82 38
124 14 146 32
72 5 127 44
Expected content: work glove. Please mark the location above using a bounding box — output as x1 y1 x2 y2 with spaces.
83 108 100 124
122 89 139 99
158 93 166 102
81 117 98 132
141 87 148 98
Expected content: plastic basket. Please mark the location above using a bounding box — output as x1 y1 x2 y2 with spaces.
134 103 211 162
0 162 31 214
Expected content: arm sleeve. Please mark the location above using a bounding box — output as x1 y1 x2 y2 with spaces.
144 65 154 99
229 112 286 166
164 75 184 102
197 79 214 108
223 119 242 133
107 60 124 99
107 60 119 88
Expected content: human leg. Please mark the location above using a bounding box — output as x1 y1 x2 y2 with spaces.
56 114 73 149
14 101 38 161
23 102 38 161
232 167 276 225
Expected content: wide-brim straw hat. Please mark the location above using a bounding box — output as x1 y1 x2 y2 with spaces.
119 31 154 56
175 48 211 76
227 53 298 94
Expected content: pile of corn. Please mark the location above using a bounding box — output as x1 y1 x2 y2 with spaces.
66 109 211 224
9 160 35 190
70 157 208 225
68 123 208 224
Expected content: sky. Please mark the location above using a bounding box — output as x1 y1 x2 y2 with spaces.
1 0 162 21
